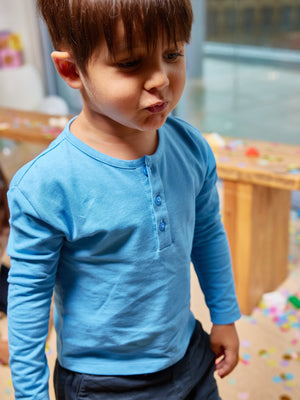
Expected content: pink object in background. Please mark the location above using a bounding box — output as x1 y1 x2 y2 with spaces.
0 31 24 69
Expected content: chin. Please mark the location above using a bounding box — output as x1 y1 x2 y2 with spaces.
143 113 169 131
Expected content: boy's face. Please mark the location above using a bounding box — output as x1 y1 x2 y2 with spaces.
78 22 186 136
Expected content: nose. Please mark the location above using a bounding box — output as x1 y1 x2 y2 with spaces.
144 62 169 92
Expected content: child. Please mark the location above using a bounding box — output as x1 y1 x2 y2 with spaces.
7 0 241 399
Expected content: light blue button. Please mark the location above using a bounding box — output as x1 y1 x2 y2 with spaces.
155 195 162 206
159 221 166 232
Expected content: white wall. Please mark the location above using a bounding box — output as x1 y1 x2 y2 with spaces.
0 0 44 82
0 0 46 109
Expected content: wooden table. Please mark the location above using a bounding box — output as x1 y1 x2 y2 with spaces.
0 108 71 181
205 134 300 314
0 108 69 144
1 108 300 314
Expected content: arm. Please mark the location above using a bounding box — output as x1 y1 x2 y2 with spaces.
7 187 62 400
191 142 241 372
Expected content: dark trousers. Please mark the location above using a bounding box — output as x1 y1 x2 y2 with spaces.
54 320 221 400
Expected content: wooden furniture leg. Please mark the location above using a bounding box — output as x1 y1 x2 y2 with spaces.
222 180 291 315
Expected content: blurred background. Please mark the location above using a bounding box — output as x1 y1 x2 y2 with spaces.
0 0 300 145
183 0 300 146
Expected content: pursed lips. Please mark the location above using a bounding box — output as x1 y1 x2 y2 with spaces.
145 101 168 113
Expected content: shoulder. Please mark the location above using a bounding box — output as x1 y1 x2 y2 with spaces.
164 114 201 136
8 130 75 220
162 115 215 164
10 117 81 189
10 129 73 192
8 131 79 232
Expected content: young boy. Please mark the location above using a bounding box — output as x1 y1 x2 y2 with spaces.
7 0 241 399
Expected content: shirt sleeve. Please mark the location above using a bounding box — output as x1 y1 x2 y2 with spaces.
7 186 63 400
191 141 241 325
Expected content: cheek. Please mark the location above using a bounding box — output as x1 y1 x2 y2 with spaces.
172 71 186 97
97 77 139 103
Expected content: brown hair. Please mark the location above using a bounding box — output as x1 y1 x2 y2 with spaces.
37 0 193 74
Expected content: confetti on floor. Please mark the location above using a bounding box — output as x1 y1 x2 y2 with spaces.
240 353 251 365
257 288 300 332
3 379 12 395
237 392 250 400
217 208 300 400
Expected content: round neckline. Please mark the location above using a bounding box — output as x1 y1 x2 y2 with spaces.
64 116 164 169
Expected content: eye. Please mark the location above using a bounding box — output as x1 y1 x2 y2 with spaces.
164 52 184 62
116 59 141 69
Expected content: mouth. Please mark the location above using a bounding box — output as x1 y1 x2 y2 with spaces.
146 101 168 114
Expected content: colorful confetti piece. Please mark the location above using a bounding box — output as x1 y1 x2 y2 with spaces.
237 392 249 400
240 353 251 365
228 377 236 386
241 340 251 348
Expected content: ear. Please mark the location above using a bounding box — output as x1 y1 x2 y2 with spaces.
51 51 83 89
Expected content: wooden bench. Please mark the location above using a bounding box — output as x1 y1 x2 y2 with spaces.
1 108 300 314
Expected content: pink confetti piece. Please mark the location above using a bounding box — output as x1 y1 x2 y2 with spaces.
280 360 290 367
240 359 250 366
241 340 251 348
238 392 249 400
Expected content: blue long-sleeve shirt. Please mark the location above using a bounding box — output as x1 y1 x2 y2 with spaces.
7 115 240 399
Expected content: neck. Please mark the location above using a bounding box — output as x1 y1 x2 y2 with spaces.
69 111 159 160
